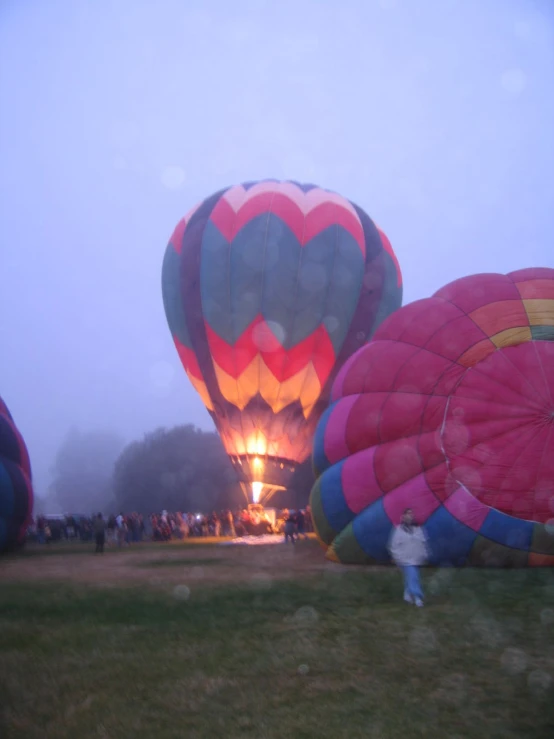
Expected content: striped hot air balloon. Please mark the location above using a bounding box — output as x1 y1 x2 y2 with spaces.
162 180 402 504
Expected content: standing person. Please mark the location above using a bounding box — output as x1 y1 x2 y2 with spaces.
388 508 428 607
284 511 296 544
107 514 117 545
94 513 106 554
305 505 313 532
226 510 236 538
116 512 126 548
295 509 308 540
37 515 46 544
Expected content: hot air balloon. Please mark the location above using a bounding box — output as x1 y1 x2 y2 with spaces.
162 180 402 504
0 396 33 552
311 268 554 567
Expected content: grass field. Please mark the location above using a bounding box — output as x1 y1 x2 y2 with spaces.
1 539 554 739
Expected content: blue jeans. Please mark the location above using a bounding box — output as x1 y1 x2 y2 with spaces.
401 565 423 601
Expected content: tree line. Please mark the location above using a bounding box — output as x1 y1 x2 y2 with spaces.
43 424 315 515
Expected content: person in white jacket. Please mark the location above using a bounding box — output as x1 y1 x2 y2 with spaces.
388 508 429 607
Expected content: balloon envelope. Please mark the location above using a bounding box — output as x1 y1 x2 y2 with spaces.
311 268 554 566
0 396 33 552
162 180 402 498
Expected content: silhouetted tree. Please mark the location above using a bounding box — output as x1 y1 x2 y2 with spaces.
112 424 243 513
49 428 124 514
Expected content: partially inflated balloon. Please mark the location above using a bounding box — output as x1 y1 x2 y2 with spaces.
0 396 33 552
311 268 554 567
162 180 402 501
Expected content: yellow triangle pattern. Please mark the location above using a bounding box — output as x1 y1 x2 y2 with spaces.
212 354 322 418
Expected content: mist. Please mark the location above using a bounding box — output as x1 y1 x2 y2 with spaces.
1 0 553 505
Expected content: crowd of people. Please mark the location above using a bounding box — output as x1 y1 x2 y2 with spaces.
29 506 313 550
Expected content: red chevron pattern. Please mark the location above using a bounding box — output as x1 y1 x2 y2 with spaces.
169 202 202 254
204 315 336 384
376 226 402 287
169 217 186 255
173 339 204 381
209 183 365 253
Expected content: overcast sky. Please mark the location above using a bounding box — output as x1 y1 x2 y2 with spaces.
1 0 553 498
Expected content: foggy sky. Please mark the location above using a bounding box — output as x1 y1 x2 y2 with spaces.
1 0 553 500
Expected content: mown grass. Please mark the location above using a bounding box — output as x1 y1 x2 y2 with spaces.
1 554 554 738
